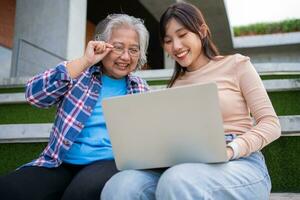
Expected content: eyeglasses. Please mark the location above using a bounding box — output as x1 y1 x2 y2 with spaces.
112 45 140 57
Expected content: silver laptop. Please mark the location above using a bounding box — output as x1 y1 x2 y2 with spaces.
102 82 228 170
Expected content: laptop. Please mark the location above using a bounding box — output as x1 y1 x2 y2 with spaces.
102 82 228 170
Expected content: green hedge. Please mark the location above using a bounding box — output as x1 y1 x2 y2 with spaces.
233 19 300 36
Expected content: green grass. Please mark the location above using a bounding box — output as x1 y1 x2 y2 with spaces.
261 75 300 80
269 91 300 115
233 19 300 36
0 143 47 175
147 80 168 86
0 138 299 192
0 87 25 94
262 136 300 192
0 91 297 125
1 76 299 91
0 104 56 124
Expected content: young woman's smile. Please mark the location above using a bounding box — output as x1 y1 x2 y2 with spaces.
163 18 209 71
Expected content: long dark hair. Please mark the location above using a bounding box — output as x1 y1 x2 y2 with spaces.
159 2 220 87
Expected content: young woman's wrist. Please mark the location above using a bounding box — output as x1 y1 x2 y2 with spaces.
227 141 240 160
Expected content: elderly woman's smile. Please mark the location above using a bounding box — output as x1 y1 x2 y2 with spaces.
102 27 140 79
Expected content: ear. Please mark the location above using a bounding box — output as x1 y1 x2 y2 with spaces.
199 24 207 39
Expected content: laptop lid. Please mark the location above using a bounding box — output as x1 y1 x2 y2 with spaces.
102 82 228 170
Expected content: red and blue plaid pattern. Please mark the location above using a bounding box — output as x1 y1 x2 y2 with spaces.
23 62 149 168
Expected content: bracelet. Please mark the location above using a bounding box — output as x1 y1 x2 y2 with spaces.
227 142 240 160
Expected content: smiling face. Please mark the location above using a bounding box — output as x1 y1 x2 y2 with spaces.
101 26 140 79
163 18 209 71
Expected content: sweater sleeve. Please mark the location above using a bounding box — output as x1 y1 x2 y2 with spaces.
233 55 281 157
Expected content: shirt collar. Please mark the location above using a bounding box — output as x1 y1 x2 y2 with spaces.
89 65 101 75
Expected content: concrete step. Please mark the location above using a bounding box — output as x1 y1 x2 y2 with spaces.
0 115 299 143
270 193 300 200
1 62 300 88
1 79 300 105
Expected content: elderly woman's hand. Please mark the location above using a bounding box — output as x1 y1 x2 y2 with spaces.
84 41 114 66
65 41 113 79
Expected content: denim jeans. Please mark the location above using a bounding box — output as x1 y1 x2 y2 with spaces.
101 152 271 200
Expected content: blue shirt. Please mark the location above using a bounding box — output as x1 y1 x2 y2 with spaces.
63 75 127 164
24 62 149 168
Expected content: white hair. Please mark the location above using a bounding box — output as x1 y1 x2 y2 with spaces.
94 14 149 70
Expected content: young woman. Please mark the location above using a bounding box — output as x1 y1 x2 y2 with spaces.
0 14 149 200
101 2 281 200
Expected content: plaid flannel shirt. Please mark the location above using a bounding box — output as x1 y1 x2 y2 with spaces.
23 62 149 168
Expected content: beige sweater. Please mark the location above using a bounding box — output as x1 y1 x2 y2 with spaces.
173 54 281 158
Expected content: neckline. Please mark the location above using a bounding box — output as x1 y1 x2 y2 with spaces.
185 59 214 73
102 74 126 83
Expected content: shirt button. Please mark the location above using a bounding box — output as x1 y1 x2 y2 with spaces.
63 140 70 147
78 122 83 128
86 106 92 112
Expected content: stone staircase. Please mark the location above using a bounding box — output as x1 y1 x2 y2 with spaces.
0 62 299 198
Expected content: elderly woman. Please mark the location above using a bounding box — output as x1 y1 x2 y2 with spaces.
0 14 149 200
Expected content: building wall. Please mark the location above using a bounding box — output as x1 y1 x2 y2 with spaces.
10 0 87 77
0 0 15 78
86 20 96 47
0 0 15 49
1 0 299 78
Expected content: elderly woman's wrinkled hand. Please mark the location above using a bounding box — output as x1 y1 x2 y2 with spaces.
84 40 114 66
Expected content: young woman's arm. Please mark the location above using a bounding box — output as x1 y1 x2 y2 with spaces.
233 56 281 158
